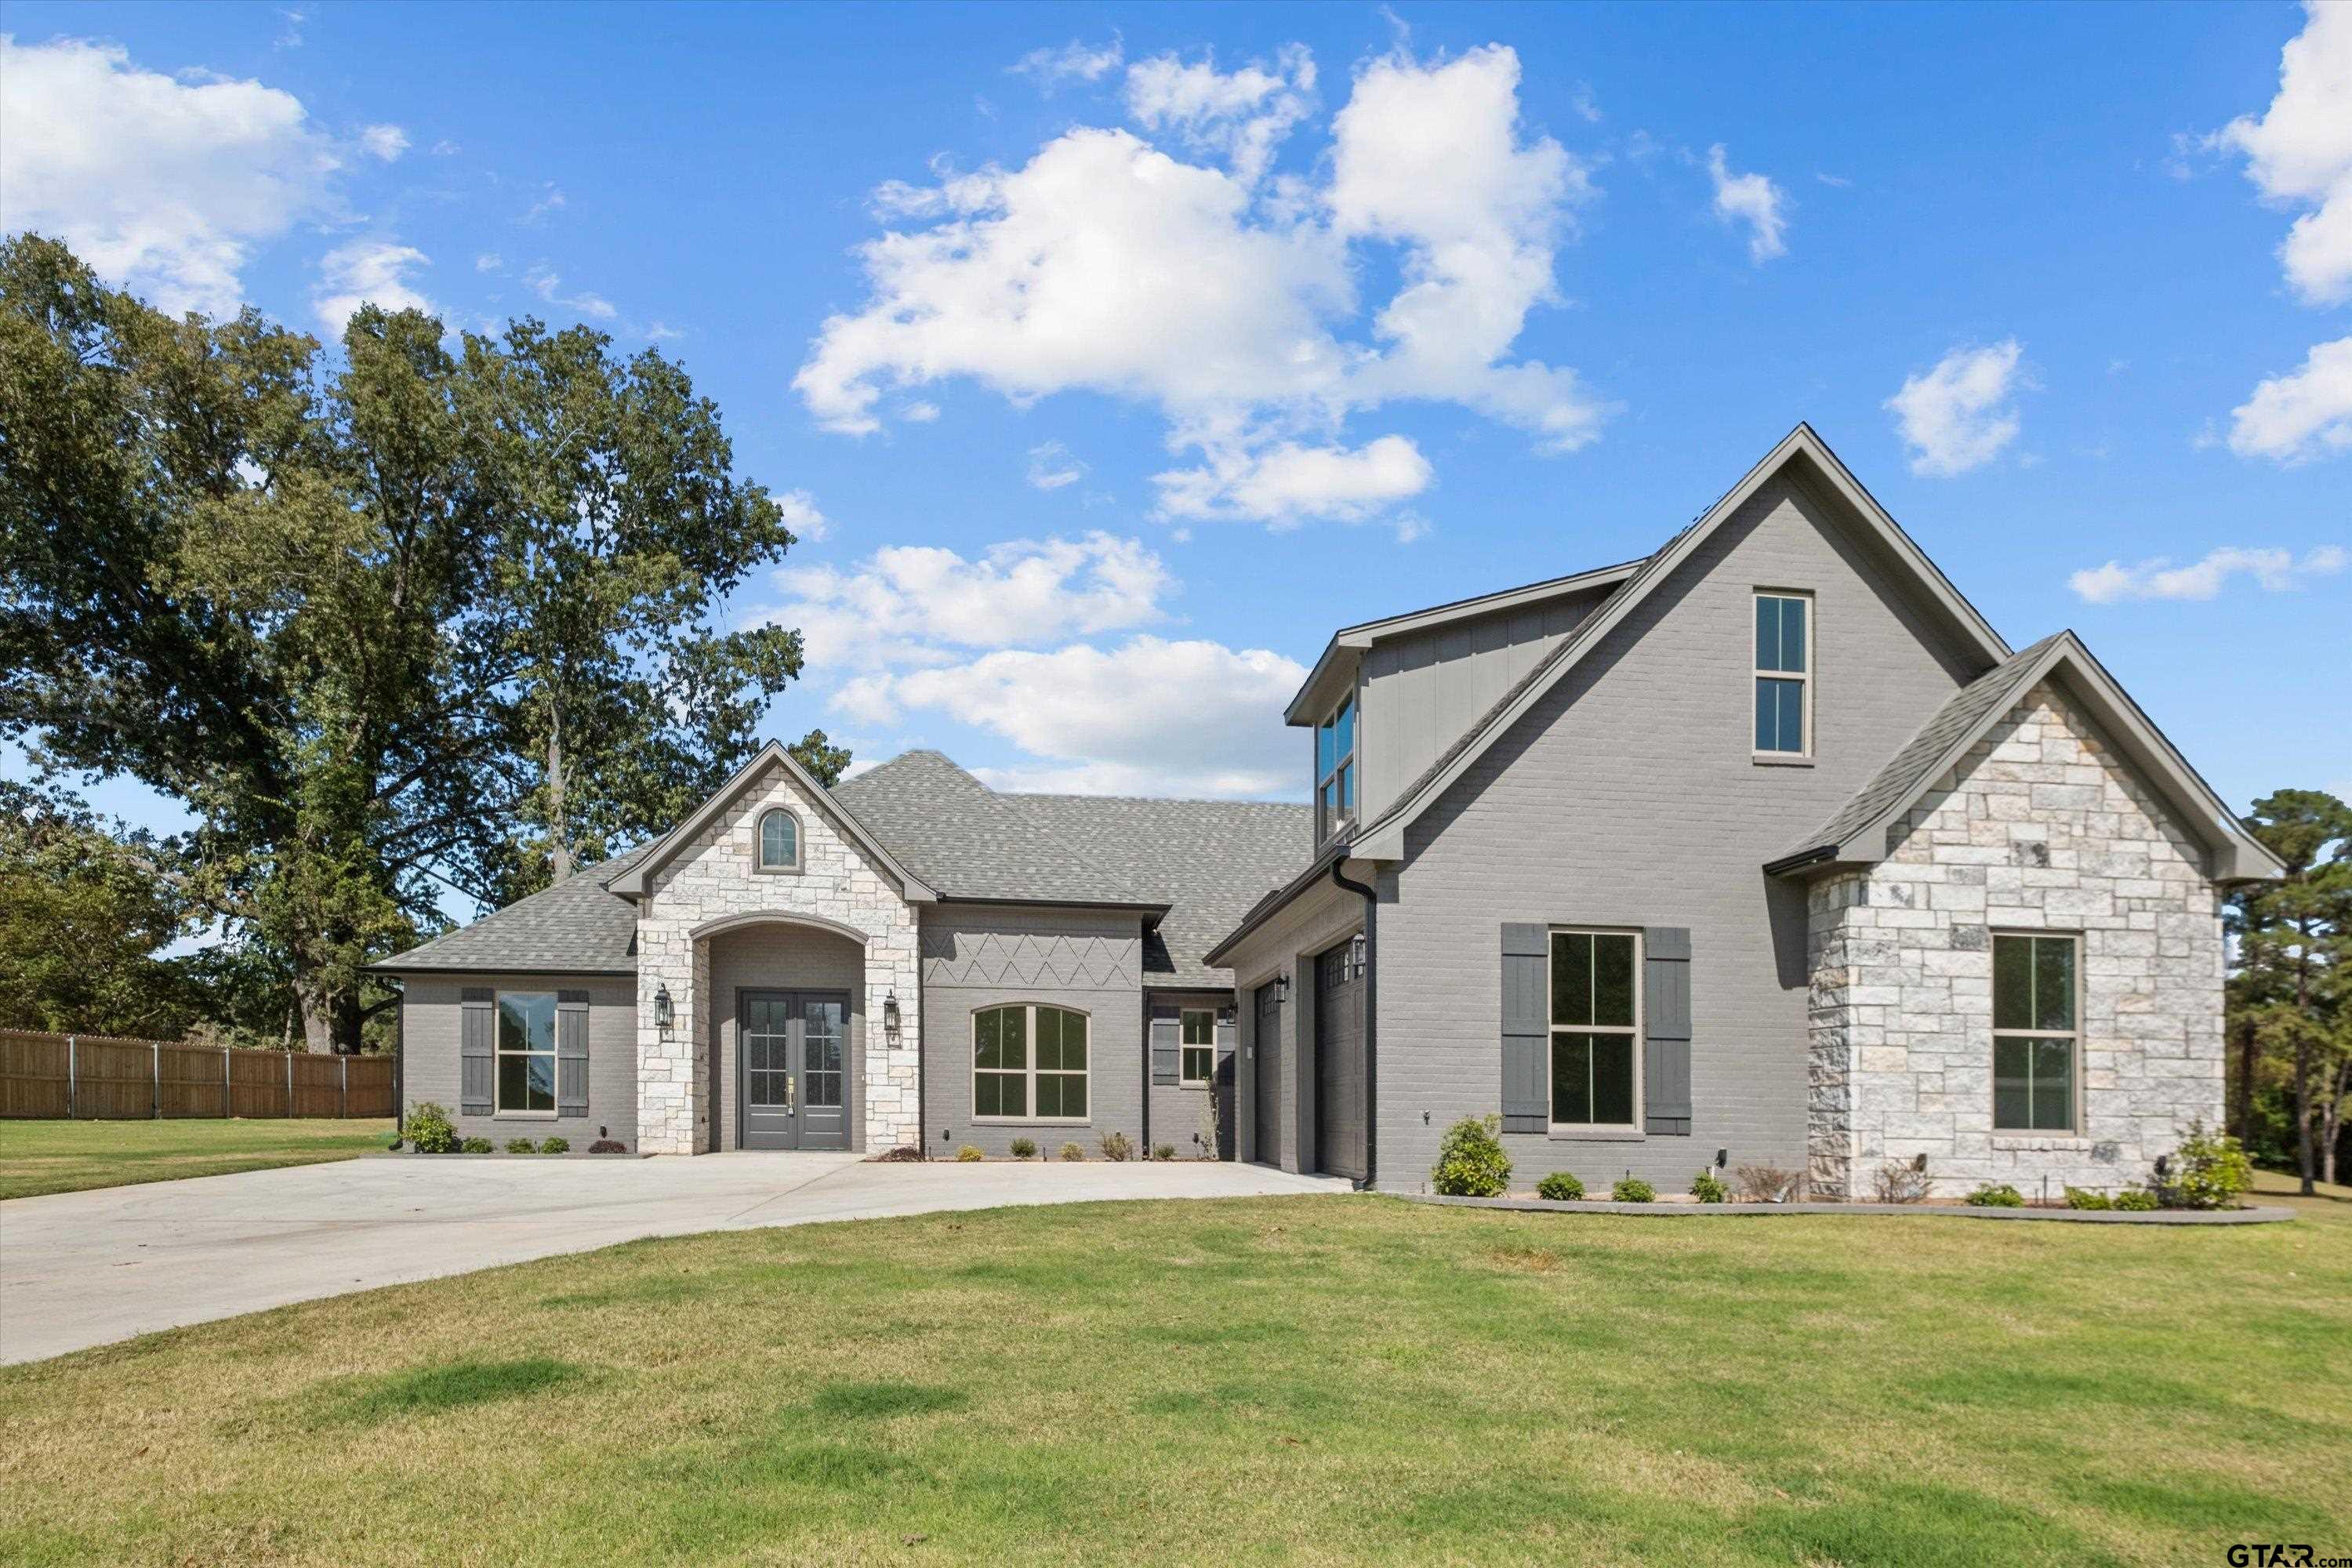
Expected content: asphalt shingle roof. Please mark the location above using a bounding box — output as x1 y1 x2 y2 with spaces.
372 841 652 974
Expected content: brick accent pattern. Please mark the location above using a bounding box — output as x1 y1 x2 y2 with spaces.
635 761 920 1155
1807 681 2225 1199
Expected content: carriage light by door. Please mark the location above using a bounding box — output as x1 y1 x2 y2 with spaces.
653 983 674 1034
884 990 902 1044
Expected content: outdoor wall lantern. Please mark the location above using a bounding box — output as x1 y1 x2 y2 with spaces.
1715 1148 1729 1169
653 983 674 1035
1274 971 1290 1005
883 990 902 1044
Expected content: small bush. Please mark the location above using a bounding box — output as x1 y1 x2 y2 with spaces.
1610 1177 1656 1203
2063 1186 2113 1210
403 1102 456 1155
869 1144 920 1162
1098 1131 1135 1163
539 1136 569 1154
504 1138 537 1154
1059 1142 1085 1162
461 1137 495 1154
956 1145 984 1163
1965 1182 2024 1207
2114 1188 2159 1212
2156 1119 2252 1210
1431 1115 1511 1197
1690 1169 1729 1203
587 1138 628 1155
1871 1156 1933 1204
1733 1163 1801 1203
1007 1137 1036 1160
1152 1142 1176 1162
1535 1171 1584 1202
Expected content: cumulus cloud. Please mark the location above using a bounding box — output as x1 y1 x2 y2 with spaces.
359 123 408 162
0 35 343 316
1885 339 2027 477
795 43 1606 528
774 489 829 543
2069 544 2347 604
1025 441 1087 490
1706 143 1788 262
2213 1 2352 307
1152 435 1432 524
312 239 431 332
520 261 617 321
2229 335 2352 460
1011 36 1123 89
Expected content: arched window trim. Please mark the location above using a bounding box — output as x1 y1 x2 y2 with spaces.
753 806 802 873
971 1001 1091 1124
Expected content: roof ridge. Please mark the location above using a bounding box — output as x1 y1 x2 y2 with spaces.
1004 790 1311 810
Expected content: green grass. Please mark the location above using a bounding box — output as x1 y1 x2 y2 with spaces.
0 1186 2345 1566
0 1117 395 1200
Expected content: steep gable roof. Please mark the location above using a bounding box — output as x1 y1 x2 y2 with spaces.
1769 631 2284 884
370 841 652 975
1348 423 2014 860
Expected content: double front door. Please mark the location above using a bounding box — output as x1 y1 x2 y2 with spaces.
739 991 849 1149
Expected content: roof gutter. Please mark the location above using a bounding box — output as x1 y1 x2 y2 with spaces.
1760 844 1840 878
1203 844 1349 968
1330 858 1377 1192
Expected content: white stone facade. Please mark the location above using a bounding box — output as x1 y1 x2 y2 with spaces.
634 760 921 1155
1806 681 2225 1200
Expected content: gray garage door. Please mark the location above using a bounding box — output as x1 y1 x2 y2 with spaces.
1254 979 1282 1165
1314 936 1367 1182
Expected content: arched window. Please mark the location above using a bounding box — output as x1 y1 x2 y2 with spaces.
973 1004 1089 1121
757 808 800 871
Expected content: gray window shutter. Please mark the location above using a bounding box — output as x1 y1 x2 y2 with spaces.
1149 1003 1179 1086
1500 924 1548 1133
1643 927 1692 1135
557 990 590 1116
460 987 493 1116
1215 1012 1236 1063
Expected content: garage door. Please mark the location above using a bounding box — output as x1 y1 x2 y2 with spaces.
1314 935 1367 1182
1254 978 1282 1165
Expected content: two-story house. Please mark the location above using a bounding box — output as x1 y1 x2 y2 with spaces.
377 426 2281 1196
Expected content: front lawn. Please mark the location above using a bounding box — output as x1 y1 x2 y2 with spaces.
0 1191 2344 1566
0 1117 395 1201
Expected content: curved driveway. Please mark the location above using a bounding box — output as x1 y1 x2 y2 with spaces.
0 1153 1349 1365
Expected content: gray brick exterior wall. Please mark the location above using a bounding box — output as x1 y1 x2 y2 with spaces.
397 971 637 1149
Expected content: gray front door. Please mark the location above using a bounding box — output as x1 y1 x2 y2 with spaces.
740 991 851 1151
1314 938 1367 1181
1254 979 1282 1166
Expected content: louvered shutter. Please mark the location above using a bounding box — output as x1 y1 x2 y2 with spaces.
460 988 494 1116
557 990 590 1116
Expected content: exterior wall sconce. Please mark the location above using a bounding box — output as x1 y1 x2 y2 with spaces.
654 983 674 1035
1218 1004 1236 1025
1273 971 1290 1005
883 990 902 1044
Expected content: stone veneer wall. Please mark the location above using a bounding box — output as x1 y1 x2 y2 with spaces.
635 760 921 1155
1806 681 2224 1200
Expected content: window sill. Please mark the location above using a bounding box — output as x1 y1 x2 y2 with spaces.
492 1111 560 1121
973 1117 1092 1127
1751 753 1814 768
750 864 805 877
1991 1134 2089 1150
1178 1082 1210 1092
1546 1125 1646 1142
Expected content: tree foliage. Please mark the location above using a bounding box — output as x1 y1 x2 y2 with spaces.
2226 789 2352 1193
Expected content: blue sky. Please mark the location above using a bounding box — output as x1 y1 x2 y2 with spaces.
3 0 2347 861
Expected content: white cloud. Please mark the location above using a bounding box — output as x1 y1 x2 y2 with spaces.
521 183 565 223
1025 441 1087 490
795 43 1606 528
900 400 941 422
312 239 431 332
520 261 617 321
1124 45 1315 187
1885 339 2027 477
1153 435 1432 525
359 122 408 162
0 36 343 317
474 251 503 272
2228 336 2352 460
274 9 306 49
430 138 460 156
1011 36 1123 89
1706 143 1788 262
774 489 829 543
2069 544 2347 604
754 532 1173 671
2213 1 2352 306
644 320 684 342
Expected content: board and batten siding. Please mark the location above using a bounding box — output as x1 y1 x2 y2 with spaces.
398 971 637 1149
1377 472 1984 1192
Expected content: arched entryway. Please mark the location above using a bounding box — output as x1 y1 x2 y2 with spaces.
698 913 867 1152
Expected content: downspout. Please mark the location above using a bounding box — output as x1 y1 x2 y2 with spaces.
1330 857 1377 1191
1139 982 1150 1157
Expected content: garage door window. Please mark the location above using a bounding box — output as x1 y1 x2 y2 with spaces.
1549 930 1641 1129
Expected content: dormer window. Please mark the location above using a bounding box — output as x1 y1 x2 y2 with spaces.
1754 590 1812 757
756 808 801 872
1317 695 1356 841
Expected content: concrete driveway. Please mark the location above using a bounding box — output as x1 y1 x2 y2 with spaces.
0 1154 1350 1365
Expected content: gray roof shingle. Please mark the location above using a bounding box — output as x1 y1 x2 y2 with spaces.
372 841 653 974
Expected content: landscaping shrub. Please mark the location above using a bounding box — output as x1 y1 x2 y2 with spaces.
587 1138 629 1155
1059 1142 1084 1161
1098 1131 1135 1162
504 1138 536 1154
2114 1188 2159 1212
1151 1142 1176 1162
1690 1169 1728 1203
1008 1138 1036 1160
1965 1182 2024 1207
1610 1177 1656 1203
461 1137 495 1154
539 1136 568 1154
2155 1119 2251 1210
2064 1186 2113 1210
1733 1163 1800 1203
1871 1156 1933 1203
403 1102 456 1155
1431 1115 1510 1197
1535 1171 1584 1202
956 1145 984 1162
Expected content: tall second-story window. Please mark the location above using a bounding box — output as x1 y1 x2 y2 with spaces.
1317 695 1356 840
1754 590 1812 756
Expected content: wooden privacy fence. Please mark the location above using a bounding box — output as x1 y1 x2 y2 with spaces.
0 1030 394 1120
